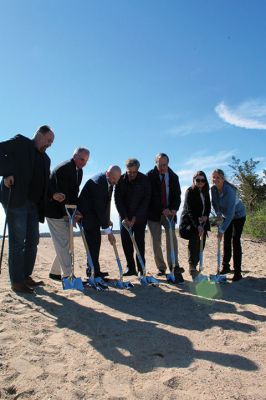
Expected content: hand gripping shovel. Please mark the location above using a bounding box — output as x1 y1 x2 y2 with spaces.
209 235 227 283
112 241 134 289
122 221 159 286
62 205 84 292
193 232 209 282
78 222 108 291
165 216 177 283
0 187 11 275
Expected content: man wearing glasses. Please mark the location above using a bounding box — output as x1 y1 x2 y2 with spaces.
115 158 151 276
45 147 90 281
147 153 184 283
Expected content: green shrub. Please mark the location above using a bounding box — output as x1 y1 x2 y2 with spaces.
244 202 266 238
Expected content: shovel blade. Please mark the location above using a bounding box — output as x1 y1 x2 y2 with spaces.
139 276 149 286
115 280 134 289
209 274 227 283
146 276 159 285
94 277 109 290
193 274 209 283
62 277 84 292
166 272 176 283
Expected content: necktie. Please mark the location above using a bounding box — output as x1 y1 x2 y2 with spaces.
161 174 167 209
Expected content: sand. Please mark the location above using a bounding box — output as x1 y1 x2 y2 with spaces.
0 232 265 400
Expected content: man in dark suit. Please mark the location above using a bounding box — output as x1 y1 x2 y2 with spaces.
78 165 121 278
0 125 54 293
45 147 90 280
115 158 151 276
147 153 184 283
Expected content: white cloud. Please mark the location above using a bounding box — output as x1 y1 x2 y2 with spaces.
167 117 222 137
215 100 266 130
176 150 235 188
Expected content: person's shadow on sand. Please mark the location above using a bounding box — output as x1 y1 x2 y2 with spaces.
25 287 258 374
86 282 263 333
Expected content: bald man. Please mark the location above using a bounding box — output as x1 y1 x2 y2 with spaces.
78 166 121 279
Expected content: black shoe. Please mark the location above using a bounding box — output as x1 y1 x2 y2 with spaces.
175 265 185 274
157 270 166 276
174 272 185 284
11 282 35 294
99 271 109 278
25 276 45 286
232 273 243 282
49 273 62 281
220 266 231 275
123 269 138 276
190 270 199 279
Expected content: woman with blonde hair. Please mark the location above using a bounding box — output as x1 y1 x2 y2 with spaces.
211 169 246 281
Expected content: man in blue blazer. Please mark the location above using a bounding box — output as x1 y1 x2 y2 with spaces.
78 165 121 278
0 125 54 293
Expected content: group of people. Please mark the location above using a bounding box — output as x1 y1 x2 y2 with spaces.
0 126 246 294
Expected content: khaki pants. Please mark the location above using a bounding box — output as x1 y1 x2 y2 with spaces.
148 216 179 272
47 217 72 277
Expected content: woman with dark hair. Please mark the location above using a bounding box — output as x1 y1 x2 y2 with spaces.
211 169 246 281
179 171 211 280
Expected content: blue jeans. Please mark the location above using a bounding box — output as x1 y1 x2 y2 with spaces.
6 201 39 284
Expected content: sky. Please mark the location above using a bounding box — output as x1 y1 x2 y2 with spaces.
0 0 266 232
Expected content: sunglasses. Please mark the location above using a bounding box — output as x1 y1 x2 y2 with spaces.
195 178 206 183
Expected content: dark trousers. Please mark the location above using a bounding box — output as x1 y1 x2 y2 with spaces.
84 227 102 277
188 230 207 271
6 201 39 284
223 217 246 273
120 222 146 273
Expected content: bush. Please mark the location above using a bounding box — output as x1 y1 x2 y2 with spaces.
244 202 266 238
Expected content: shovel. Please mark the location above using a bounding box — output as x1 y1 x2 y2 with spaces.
122 221 159 286
62 205 84 292
209 235 227 283
78 222 108 291
112 241 134 289
0 186 11 275
193 232 208 282
165 216 178 283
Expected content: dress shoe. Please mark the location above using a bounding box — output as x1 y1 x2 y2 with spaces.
175 265 185 273
220 266 232 275
49 273 62 281
174 271 185 284
11 282 35 294
156 270 166 276
232 273 243 282
25 276 45 286
123 269 138 276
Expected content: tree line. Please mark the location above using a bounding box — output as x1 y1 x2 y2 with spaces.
230 157 266 238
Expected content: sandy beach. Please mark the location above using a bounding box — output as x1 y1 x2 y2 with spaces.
0 232 265 400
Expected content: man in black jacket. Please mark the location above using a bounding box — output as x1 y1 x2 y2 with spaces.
78 165 121 278
0 125 54 293
147 153 184 283
45 147 90 280
115 158 151 276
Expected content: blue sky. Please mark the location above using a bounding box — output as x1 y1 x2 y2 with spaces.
0 0 266 231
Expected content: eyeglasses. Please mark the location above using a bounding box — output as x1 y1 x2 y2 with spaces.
195 178 206 183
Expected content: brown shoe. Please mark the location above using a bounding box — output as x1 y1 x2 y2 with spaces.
11 282 35 294
25 276 45 287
